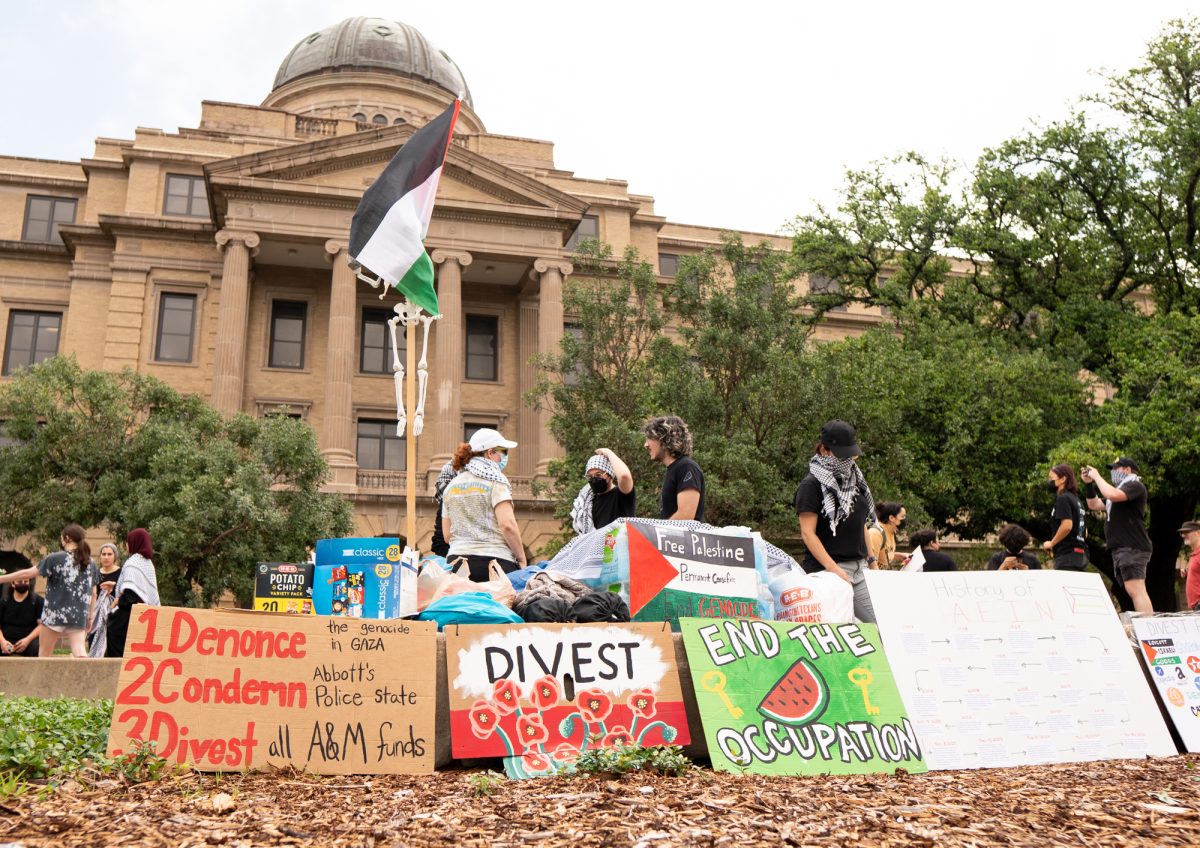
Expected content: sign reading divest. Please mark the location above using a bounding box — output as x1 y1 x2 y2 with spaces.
680 617 926 775
107 606 437 774
253 562 315 614
446 623 690 778
626 524 766 627
1134 615 1200 752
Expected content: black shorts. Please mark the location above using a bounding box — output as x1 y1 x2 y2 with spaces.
1052 551 1088 571
1112 547 1151 582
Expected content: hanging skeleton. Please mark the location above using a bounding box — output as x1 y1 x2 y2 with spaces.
387 300 439 438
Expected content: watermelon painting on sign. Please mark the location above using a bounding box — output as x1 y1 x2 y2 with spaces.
445 623 690 779
679 618 927 776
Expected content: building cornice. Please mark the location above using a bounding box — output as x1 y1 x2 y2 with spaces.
0 173 86 190
0 239 71 263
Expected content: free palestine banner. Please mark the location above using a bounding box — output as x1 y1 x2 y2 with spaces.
680 617 926 776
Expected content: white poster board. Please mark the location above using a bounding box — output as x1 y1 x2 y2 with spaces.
1133 614 1200 752
866 570 1176 770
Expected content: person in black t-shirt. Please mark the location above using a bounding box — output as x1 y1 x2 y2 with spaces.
987 524 1042 571
644 416 705 522
570 448 636 534
0 578 44 656
1083 457 1154 613
906 529 958 572
795 420 877 622
1042 463 1088 570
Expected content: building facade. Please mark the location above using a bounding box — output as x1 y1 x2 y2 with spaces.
0 17 880 554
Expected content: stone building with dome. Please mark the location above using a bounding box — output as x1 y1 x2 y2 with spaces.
0 17 881 553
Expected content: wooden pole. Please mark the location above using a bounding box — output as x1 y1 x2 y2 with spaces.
405 306 418 551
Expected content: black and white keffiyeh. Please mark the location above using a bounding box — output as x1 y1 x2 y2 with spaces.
808 453 875 537
465 456 511 487
114 553 160 606
570 454 615 535
433 461 456 504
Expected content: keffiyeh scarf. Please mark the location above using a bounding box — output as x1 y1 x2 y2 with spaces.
809 453 875 537
570 454 616 535
434 461 456 504
114 553 160 606
466 456 511 488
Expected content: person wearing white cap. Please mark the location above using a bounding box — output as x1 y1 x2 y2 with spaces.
570 448 636 535
443 428 527 580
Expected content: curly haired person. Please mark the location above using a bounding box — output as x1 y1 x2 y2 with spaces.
643 416 705 522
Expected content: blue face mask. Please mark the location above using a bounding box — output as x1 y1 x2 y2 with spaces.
497 452 509 472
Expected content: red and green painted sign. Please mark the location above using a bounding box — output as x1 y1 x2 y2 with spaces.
680 617 926 776
445 623 690 778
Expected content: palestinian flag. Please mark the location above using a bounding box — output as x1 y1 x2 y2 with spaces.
349 99 460 315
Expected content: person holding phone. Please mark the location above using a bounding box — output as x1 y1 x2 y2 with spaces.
1082 458 1153 613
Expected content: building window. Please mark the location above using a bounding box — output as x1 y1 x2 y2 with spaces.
464 423 491 444
361 307 402 374
3 311 61 376
807 273 848 312
357 419 406 470
22 196 77 244
565 214 599 251
465 314 498 381
372 114 388 125
269 300 307 369
393 117 407 125
154 293 197 363
658 253 680 277
163 174 209 218
352 112 367 124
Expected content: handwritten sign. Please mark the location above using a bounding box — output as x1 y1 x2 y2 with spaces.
107 606 437 774
253 562 314 613
865 570 1176 769
680 617 925 775
1133 615 1200 752
445 623 690 778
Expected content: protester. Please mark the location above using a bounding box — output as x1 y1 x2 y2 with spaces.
795 420 878 622
429 460 455 557
0 576 44 656
570 448 636 535
1083 458 1154 613
907 528 958 571
0 524 96 657
644 416 705 521
987 524 1043 571
1181 520 1200 611
87 542 121 657
1042 464 1088 571
867 502 905 568
105 529 160 658
443 428 527 580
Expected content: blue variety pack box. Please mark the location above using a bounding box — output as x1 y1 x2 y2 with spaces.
313 538 417 619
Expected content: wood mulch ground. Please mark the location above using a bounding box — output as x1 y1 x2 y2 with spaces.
1 755 1199 847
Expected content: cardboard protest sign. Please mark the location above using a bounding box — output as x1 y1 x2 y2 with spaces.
1133 615 1200 752
625 524 768 628
445 623 690 778
253 562 315 613
313 537 416 618
866 570 1176 769
107 606 437 773
680 617 925 775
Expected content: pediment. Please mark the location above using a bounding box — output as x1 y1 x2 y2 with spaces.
205 125 588 214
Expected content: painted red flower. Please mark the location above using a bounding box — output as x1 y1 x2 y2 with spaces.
576 688 613 723
602 725 634 747
516 712 550 747
531 675 561 710
627 688 657 720
492 678 520 714
468 699 501 739
522 750 551 774
551 743 580 763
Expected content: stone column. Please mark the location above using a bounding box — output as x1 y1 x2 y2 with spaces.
211 230 259 417
322 239 358 492
534 259 571 476
515 291 540 479
427 250 471 479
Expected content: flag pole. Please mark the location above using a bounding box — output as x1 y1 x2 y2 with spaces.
405 300 418 549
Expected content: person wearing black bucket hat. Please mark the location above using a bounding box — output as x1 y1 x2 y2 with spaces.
794 420 878 622
1082 457 1153 613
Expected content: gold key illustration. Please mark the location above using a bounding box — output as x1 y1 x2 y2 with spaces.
848 667 880 715
701 671 743 718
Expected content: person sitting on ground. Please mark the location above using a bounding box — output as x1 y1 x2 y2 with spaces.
443 428 527 581
867 502 906 569
0 575 44 657
987 524 1042 571
0 524 96 657
907 528 958 572
105 529 160 658
570 448 635 535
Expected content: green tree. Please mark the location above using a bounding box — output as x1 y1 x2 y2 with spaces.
0 357 353 606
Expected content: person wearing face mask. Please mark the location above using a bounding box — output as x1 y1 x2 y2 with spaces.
443 428 527 581
1082 458 1153 613
795 420 878 622
867 502 905 569
570 448 636 535
0 574 44 656
1041 464 1088 570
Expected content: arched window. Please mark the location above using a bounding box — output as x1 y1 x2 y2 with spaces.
352 112 367 123
393 117 407 125
372 114 387 125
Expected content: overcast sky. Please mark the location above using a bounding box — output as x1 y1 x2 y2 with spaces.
3 1 1198 234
